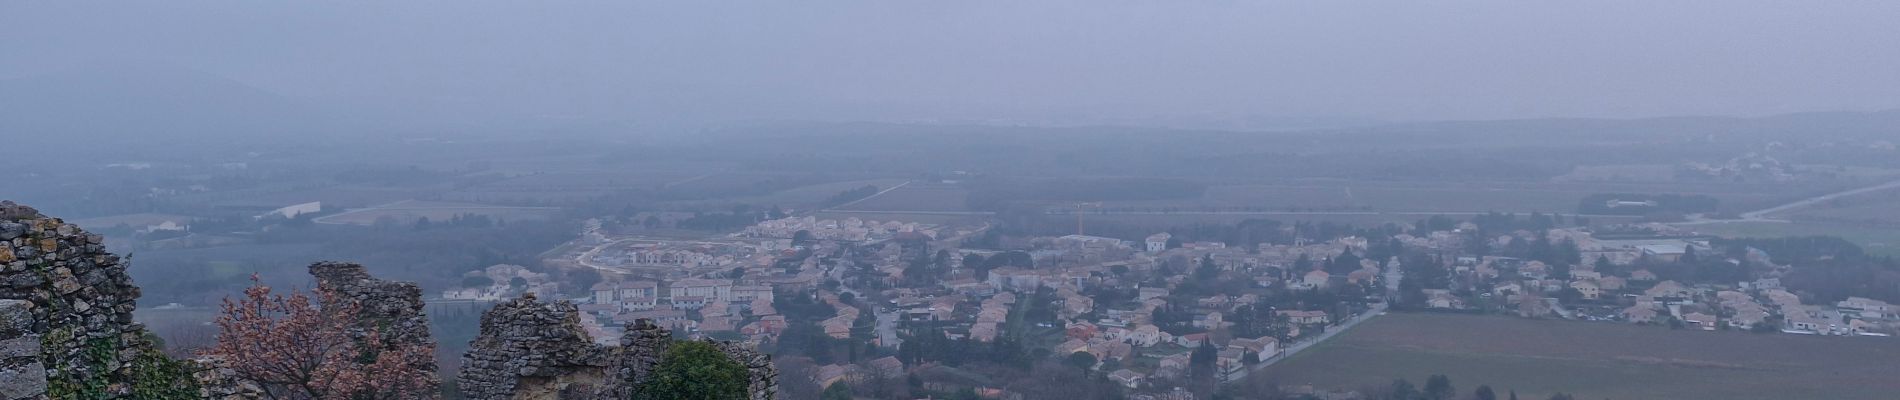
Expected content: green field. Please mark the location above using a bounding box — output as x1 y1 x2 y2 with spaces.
1096 180 1825 215
1687 222 1900 257
1255 313 1900 400
832 183 972 212
813 211 987 225
1776 186 1900 226
703 178 911 209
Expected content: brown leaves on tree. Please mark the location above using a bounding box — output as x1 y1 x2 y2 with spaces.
202 276 436 400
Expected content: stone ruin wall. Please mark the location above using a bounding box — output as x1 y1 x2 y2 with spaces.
0 201 224 399
457 295 779 400
308 261 442 392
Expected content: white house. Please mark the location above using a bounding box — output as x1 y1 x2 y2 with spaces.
1146 233 1172 253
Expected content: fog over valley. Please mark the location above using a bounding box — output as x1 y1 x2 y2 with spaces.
3 2 1900 400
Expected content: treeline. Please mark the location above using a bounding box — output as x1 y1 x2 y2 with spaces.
1711 236 1900 304
1356 373 1569 400
1575 193 1719 215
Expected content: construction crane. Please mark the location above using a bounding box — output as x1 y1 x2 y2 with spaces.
1074 202 1102 235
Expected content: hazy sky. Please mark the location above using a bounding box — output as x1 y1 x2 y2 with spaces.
5 1 1899 128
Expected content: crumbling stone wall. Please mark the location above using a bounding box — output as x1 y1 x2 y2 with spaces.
309 260 441 392
0 201 204 399
458 295 779 399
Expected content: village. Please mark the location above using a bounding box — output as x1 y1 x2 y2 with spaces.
423 209 1900 399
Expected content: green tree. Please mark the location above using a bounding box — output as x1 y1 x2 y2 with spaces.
821 382 853 400
1189 341 1218 378
1423 374 1454 400
634 341 750 400
567 268 601 294
1388 379 1418 400
1064 351 1098 373
1473 385 1497 400
1195 255 1220 282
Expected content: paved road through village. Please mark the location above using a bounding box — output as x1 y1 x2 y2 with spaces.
1225 258 1403 383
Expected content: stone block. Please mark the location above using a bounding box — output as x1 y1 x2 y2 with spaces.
0 301 31 337
0 362 46 400
0 336 38 359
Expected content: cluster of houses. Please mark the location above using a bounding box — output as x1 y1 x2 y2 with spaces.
1400 227 1899 337
587 240 763 268
741 216 940 242
578 277 782 342
440 264 563 301
844 232 1382 394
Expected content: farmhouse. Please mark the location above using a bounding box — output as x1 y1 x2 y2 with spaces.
1837 297 1897 319
1278 310 1330 325
1622 305 1659 324
1681 312 1718 330
1299 270 1331 290
1228 336 1280 357
1109 369 1146 389
1570 280 1601 300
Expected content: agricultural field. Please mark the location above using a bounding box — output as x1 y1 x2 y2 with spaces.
1552 164 1678 183
675 178 911 210
1775 186 1900 226
176 184 444 211
69 213 196 231
831 183 972 212
313 200 561 226
443 171 702 205
1103 184 1351 211
1092 179 1827 215
1255 313 1900 400
813 211 988 226
1069 212 1639 229
1685 222 1900 257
